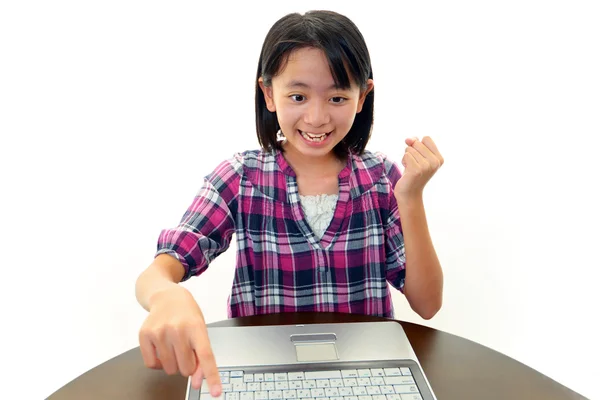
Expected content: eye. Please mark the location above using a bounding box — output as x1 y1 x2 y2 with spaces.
331 97 347 104
290 94 305 102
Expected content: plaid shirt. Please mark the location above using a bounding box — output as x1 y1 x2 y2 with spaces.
156 149 406 318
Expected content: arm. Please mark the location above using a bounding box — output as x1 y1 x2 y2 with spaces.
396 194 443 319
135 254 186 312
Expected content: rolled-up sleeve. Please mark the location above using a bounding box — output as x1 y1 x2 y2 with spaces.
380 154 407 292
156 155 242 281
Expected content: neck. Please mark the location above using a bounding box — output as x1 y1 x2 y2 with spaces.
282 142 345 178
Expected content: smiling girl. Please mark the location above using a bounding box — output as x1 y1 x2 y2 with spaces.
135 10 444 397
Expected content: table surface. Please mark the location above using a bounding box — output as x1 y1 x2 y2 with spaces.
47 312 587 400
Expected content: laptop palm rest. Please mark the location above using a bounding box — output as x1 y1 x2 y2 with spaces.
290 333 339 362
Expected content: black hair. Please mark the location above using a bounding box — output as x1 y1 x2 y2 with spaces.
255 10 374 159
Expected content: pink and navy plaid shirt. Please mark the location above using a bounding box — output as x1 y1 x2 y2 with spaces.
156 149 406 318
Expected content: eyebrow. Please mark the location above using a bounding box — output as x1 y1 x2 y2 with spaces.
285 81 341 90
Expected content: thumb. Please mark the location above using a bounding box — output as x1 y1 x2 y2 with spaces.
405 136 418 146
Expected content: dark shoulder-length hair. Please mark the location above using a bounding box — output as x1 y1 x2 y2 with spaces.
255 10 375 159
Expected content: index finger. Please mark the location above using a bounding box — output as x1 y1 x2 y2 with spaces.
191 328 221 397
421 136 442 158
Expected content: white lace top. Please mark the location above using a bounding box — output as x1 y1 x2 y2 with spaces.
299 194 339 240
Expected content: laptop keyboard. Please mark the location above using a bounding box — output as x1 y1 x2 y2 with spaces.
199 367 423 400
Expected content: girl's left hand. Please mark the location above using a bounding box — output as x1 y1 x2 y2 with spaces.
394 136 444 200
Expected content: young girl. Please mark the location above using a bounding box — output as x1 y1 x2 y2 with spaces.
135 10 444 397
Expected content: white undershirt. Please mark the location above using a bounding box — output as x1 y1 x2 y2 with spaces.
298 194 339 240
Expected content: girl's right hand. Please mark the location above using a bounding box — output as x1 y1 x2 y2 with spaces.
138 285 222 397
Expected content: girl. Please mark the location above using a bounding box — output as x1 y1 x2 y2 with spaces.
135 10 444 397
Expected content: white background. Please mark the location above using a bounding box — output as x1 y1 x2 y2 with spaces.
1 1 599 399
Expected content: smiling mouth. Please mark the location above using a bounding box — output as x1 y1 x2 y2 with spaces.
298 130 332 142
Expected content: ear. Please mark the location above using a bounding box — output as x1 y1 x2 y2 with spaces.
258 77 276 112
356 79 374 113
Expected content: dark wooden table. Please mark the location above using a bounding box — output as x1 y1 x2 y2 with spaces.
47 312 587 400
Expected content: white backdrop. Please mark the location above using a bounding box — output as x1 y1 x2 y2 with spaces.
1 1 599 399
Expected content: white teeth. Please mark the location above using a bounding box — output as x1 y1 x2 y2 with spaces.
300 130 329 142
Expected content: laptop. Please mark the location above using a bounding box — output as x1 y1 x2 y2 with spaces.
186 321 437 400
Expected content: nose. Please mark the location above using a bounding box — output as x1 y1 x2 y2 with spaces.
303 100 330 128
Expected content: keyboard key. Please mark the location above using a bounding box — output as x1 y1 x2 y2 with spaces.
370 377 385 385
400 394 424 400
384 376 415 385
302 380 316 389
230 371 244 378
267 389 282 399
339 387 354 396
400 368 412 376
221 384 233 392
264 373 274 382
380 385 395 394
316 379 330 388
366 385 382 395
344 378 358 386
289 381 302 389
384 368 402 376
353 386 368 395
358 378 371 386
254 392 268 400
275 381 288 390
288 372 305 381
341 369 359 378
357 369 372 377
274 373 287 381
370 368 385 376
304 370 342 379
394 384 419 394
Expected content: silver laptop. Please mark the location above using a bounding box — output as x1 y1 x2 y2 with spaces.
186 321 437 400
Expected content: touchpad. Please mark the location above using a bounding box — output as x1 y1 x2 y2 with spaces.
295 343 339 362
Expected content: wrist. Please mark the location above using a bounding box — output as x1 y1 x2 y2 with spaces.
148 283 187 311
395 191 424 208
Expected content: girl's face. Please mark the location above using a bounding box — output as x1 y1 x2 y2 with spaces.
259 47 374 161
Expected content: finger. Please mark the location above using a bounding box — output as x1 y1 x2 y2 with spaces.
155 339 178 375
406 146 429 167
408 140 440 169
405 136 418 146
192 330 221 397
421 136 444 166
171 330 197 378
191 361 204 390
139 332 163 370
404 151 420 171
